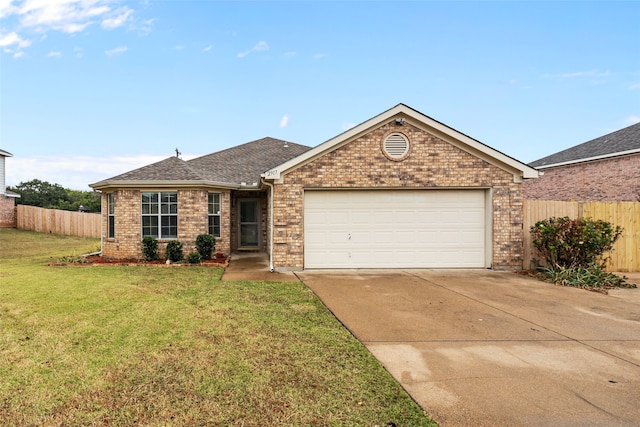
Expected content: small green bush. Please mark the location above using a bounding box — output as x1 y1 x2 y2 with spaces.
186 251 202 264
166 240 184 263
538 264 634 294
142 236 159 261
531 216 623 269
195 234 216 260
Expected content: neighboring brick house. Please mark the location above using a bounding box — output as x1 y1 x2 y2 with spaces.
0 149 20 227
523 122 640 201
90 104 539 270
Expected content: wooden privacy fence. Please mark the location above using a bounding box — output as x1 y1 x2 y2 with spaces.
16 205 101 238
523 200 640 272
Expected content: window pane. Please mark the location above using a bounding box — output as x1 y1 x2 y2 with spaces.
108 216 115 238
142 193 158 204
209 193 221 214
240 200 258 222
142 216 158 237
161 216 177 238
107 194 114 215
161 193 177 203
208 216 220 237
161 192 178 214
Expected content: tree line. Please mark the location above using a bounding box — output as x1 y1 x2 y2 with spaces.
7 179 101 213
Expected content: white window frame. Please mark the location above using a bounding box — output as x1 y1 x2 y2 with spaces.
208 193 221 237
141 192 178 239
107 193 115 239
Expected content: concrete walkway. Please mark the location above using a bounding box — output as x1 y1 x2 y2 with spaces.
299 269 640 427
221 252 300 282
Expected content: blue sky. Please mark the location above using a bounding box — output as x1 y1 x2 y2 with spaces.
1 0 639 190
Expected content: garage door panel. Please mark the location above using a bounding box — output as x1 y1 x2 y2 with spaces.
304 190 487 268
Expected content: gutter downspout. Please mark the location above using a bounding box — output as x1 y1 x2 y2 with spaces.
263 180 275 272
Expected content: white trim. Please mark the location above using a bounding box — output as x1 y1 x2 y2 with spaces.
533 148 640 170
262 104 540 181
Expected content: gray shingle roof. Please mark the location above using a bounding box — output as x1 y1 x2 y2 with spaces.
91 137 311 188
188 137 311 184
104 156 206 182
529 122 640 168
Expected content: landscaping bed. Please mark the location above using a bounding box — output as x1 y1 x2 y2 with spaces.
48 254 230 267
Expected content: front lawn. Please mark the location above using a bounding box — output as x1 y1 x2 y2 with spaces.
0 229 434 426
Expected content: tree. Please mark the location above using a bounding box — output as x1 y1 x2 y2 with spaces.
8 179 101 212
10 179 68 208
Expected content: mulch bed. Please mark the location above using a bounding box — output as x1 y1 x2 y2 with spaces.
49 254 230 268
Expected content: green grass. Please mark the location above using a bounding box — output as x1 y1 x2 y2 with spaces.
0 229 435 426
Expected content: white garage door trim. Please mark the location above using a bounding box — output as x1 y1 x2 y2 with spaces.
304 189 491 269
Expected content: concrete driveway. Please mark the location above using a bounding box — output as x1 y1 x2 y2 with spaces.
298 269 640 427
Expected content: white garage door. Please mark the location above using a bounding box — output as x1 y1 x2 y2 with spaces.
304 190 487 269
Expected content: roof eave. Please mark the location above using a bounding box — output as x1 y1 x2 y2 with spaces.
89 180 242 191
533 148 640 170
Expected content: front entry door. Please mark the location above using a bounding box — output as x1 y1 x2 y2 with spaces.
239 199 260 248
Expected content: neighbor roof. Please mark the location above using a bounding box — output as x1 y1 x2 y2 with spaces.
530 122 640 169
90 137 311 190
264 103 539 181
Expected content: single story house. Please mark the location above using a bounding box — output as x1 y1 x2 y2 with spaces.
523 122 640 201
90 104 539 270
0 149 20 227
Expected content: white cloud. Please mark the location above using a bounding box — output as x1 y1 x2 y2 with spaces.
203 45 212 52
630 83 640 90
105 45 127 56
1 1 150 56
138 17 156 35
543 70 612 79
237 40 269 58
17 1 111 33
47 50 62 57
253 41 269 51
561 70 611 78
101 6 133 30
626 115 640 125
5 154 182 191
312 53 328 60
0 0 18 18
0 31 31 48
283 51 296 58
13 50 24 58
279 114 289 128
174 44 185 50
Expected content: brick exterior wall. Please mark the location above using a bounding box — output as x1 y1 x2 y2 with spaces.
0 194 16 227
523 153 640 201
271 121 524 270
101 189 231 259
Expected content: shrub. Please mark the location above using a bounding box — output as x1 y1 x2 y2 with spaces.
142 236 159 261
186 251 202 264
530 216 623 269
166 240 184 263
538 264 634 294
195 234 216 260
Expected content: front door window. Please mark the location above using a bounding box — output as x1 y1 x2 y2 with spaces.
239 199 259 247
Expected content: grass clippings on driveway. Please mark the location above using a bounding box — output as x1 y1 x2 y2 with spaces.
0 229 435 426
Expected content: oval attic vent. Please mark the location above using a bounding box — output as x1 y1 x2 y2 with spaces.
383 133 410 160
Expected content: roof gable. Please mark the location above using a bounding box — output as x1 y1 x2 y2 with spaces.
530 122 640 168
263 104 539 181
